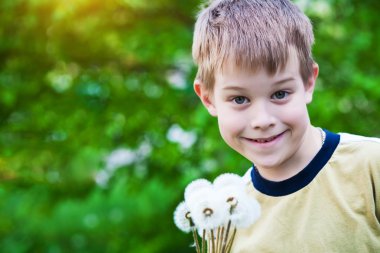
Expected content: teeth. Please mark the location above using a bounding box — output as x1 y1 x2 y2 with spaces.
254 136 276 143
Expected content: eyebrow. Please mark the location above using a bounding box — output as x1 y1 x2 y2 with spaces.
222 86 247 91
222 77 295 90
273 77 295 85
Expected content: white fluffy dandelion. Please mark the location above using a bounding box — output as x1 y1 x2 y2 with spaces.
184 178 212 206
213 173 245 190
174 201 202 253
229 194 261 228
174 173 261 253
174 201 193 233
187 187 229 230
213 173 260 228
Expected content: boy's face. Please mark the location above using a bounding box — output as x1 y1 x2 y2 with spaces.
195 48 319 179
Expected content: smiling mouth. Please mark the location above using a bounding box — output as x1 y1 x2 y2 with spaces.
245 132 285 143
254 136 278 143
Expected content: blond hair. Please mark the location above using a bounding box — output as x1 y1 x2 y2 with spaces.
192 0 315 91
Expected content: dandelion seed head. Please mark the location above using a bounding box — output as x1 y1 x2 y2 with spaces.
214 176 261 228
184 178 212 206
203 208 213 217
185 186 214 213
189 190 229 230
175 172 261 235
213 173 247 212
213 173 245 190
227 197 238 207
173 201 193 233
218 184 246 207
230 195 261 228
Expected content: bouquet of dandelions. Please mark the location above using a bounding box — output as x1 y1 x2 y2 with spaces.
174 173 261 253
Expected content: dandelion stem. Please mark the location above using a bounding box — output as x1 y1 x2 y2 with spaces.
211 229 216 253
216 227 220 253
221 220 231 253
225 228 237 253
202 229 206 253
192 228 201 253
218 226 225 253
207 236 210 253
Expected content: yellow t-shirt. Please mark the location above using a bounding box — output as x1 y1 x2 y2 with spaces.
232 130 380 253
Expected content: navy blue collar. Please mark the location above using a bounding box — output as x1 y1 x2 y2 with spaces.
251 129 340 197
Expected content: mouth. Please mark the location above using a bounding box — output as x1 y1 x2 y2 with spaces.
243 131 286 144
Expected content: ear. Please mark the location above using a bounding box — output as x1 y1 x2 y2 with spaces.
305 63 319 104
194 80 217 117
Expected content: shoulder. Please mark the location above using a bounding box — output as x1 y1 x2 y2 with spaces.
339 132 380 145
338 132 380 154
334 132 380 169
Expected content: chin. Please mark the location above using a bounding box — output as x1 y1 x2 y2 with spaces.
246 155 283 170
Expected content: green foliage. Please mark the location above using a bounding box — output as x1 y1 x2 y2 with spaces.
0 0 379 252
303 0 380 134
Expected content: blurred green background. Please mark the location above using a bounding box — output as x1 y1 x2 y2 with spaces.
0 0 379 252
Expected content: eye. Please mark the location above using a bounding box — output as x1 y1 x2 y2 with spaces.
272 91 289 100
232 96 249 104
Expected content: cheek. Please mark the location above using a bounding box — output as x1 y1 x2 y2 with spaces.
217 110 244 139
279 103 310 127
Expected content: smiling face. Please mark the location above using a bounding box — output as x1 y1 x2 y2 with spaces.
195 48 320 181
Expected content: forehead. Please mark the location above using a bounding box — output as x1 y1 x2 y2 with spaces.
215 48 301 86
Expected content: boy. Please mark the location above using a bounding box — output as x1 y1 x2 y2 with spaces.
192 0 380 252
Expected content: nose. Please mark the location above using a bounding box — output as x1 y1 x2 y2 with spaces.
249 101 276 130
